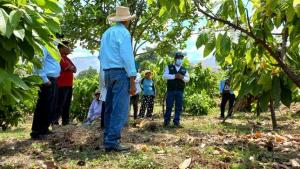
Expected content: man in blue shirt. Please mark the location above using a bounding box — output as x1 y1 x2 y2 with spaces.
99 6 136 152
219 78 235 118
31 44 61 140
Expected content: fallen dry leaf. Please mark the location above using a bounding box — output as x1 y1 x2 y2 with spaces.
290 159 300 168
178 158 192 169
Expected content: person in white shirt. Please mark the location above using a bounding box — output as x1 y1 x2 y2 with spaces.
130 68 142 119
99 69 107 128
163 52 190 127
83 90 103 126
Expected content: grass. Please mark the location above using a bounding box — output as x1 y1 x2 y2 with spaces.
0 105 300 168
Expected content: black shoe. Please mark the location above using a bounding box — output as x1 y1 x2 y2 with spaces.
30 133 46 140
219 116 225 119
105 144 131 152
41 130 54 135
163 123 169 127
174 124 183 128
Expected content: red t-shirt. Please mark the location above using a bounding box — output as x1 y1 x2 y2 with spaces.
57 55 76 87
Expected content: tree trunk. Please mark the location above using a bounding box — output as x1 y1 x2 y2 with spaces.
269 98 278 130
256 100 260 116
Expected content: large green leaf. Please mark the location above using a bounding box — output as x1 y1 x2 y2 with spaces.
13 28 25 40
44 0 63 13
257 73 272 91
45 43 61 62
203 34 215 57
238 0 246 22
271 76 281 107
9 10 22 30
258 92 270 112
0 8 9 36
281 81 293 107
196 33 208 48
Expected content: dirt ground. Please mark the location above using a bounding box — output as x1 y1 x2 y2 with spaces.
0 104 300 169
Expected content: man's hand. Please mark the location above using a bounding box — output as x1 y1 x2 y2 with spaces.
70 65 77 73
44 81 51 86
129 77 136 95
175 73 184 80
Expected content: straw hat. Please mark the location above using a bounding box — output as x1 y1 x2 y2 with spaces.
94 89 100 95
107 6 136 22
144 70 152 76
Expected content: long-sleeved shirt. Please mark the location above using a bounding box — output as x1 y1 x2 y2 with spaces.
163 65 190 83
35 47 61 83
98 23 136 77
87 99 102 120
99 69 107 101
57 55 76 87
219 80 234 94
134 72 142 95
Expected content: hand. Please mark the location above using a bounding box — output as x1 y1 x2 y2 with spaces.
175 73 184 80
70 66 76 73
43 81 51 86
130 85 136 96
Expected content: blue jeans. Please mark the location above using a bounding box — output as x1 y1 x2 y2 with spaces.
164 91 184 125
103 69 130 148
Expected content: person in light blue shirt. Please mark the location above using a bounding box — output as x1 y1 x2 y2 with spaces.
31 43 61 140
139 70 156 118
99 6 136 152
219 78 235 119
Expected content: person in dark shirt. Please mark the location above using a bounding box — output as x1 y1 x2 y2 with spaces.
162 52 190 127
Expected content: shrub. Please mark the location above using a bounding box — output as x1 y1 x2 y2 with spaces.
185 91 216 116
70 71 99 122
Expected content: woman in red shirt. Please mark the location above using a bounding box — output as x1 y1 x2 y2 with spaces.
54 41 76 125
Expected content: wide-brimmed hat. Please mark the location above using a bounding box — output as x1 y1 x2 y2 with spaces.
144 70 152 76
107 6 136 22
94 89 100 95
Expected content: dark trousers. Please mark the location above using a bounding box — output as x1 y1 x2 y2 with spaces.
130 94 139 119
139 95 154 118
101 101 105 128
55 87 73 125
31 77 58 135
220 93 235 117
164 91 183 125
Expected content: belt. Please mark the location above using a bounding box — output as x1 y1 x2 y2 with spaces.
103 68 125 71
47 77 57 80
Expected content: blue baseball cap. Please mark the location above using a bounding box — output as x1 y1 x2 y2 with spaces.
175 52 184 58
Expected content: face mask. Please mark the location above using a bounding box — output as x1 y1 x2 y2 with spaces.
175 59 183 66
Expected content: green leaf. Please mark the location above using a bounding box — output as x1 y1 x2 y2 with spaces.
238 0 246 22
159 6 167 17
258 92 269 112
44 0 63 13
196 33 208 48
286 6 295 22
271 76 281 106
203 34 215 57
9 10 22 30
0 8 9 36
9 73 30 90
13 29 25 40
274 12 282 28
179 0 185 12
19 39 34 60
280 81 293 107
44 16 61 33
258 73 272 91
45 43 61 62
32 0 46 7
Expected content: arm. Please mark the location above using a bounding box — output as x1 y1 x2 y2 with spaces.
119 32 137 77
38 48 49 83
162 66 175 80
87 100 94 119
219 80 224 94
